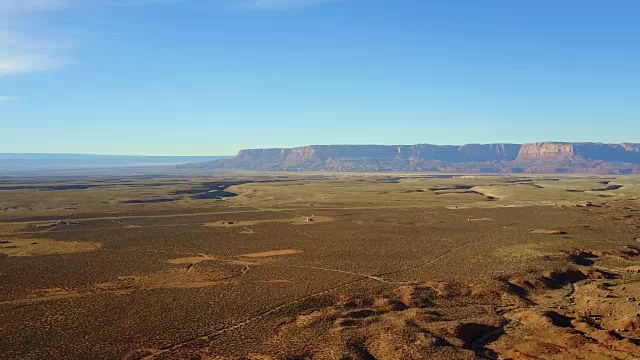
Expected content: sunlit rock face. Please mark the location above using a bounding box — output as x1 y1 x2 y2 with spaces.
199 143 640 174
517 142 640 163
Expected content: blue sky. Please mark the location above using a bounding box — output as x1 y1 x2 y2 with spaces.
1 0 639 155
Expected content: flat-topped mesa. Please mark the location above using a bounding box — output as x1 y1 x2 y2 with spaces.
516 142 640 162
200 142 640 173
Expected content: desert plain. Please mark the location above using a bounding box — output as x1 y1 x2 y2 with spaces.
1 174 640 359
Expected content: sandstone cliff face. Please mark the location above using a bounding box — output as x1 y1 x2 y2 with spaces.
517 143 640 163
237 148 290 162
311 145 401 159
458 143 521 162
201 142 640 174
622 143 640 152
237 146 405 163
516 143 577 159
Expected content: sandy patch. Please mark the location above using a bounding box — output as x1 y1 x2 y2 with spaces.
467 217 494 222
0 223 28 235
167 255 217 265
245 355 277 360
471 186 502 199
240 249 302 258
205 216 333 228
2 267 238 306
530 229 567 235
291 216 333 225
495 243 555 260
624 266 640 273
96 268 225 291
0 238 101 257
0 288 83 305
254 279 292 283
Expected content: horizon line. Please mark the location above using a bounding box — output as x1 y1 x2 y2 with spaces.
4 141 640 157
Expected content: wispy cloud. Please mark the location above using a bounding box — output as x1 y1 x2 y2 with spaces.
0 0 344 77
0 29 70 76
239 0 343 10
0 96 19 103
0 1 70 77
0 55 64 76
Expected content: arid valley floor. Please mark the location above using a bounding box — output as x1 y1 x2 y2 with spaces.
1 174 640 359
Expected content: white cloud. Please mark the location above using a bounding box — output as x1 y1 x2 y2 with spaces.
0 0 345 77
0 55 64 76
0 30 69 76
0 96 19 103
0 2 70 76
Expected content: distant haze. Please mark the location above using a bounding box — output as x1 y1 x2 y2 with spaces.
0 154 230 176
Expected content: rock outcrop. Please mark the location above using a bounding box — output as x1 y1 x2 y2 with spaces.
187 142 640 174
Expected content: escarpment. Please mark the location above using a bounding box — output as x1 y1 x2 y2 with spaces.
189 142 640 174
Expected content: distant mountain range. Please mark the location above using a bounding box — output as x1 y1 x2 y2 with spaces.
0 153 230 175
1 153 229 167
186 143 640 174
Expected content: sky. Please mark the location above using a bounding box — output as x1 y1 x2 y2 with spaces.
0 0 639 156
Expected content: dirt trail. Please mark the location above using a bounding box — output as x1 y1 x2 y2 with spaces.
376 206 543 279
0 203 527 225
0 253 253 307
141 277 368 360
273 264 404 284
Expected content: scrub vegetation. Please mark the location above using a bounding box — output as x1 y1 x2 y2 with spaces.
1 174 640 359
